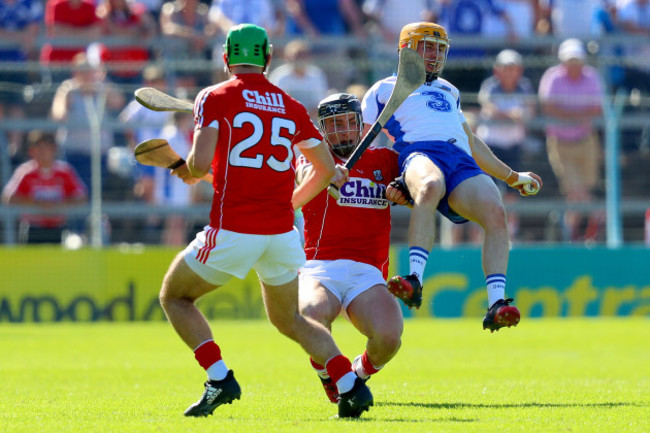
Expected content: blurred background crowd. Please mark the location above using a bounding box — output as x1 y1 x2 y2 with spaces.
0 0 649 248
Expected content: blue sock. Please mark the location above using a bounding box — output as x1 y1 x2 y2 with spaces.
486 273 506 307
409 246 429 283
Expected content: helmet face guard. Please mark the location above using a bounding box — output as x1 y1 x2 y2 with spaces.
398 22 450 80
224 24 272 70
317 93 363 158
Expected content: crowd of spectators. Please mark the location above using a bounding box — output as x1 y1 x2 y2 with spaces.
1 0 649 246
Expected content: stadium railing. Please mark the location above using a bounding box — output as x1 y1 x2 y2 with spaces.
1 34 649 246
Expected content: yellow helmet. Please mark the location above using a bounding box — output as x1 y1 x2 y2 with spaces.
398 22 450 78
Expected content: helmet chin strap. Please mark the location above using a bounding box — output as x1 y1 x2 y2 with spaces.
426 72 438 82
332 141 356 158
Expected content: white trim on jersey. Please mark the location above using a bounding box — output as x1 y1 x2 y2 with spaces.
216 117 233 231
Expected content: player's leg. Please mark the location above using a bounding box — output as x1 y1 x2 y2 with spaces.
257 233 373 417
164 228 276 416
261 277 372 416
160 251 242 416
298 272 343 403
347 284 403 380
160 251 221 348
448 174 520 332
404 153 445 258
449 174 509 278
388 153 445 309
298 275 342 330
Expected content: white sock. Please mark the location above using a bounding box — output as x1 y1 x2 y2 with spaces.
314 366 329 380
486 273 506 307
352 356 369 380
335 371 357 394
206 360 228 381
409 246 429 282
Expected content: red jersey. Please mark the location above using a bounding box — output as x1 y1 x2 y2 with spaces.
42 0 99 63
297 146 400 278
194 73 322 235
99 4 150 78
45 0 99 29
1 160 87 228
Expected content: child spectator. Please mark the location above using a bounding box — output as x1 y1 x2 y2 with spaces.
1 131 88 244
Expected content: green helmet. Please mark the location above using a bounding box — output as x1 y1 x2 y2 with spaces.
224 24 271 68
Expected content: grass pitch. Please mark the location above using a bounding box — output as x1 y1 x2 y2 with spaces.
1 318 648 433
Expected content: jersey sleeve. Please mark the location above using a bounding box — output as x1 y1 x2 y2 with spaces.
1 166 27 200
292 103 322 149
456 92 467 124
194 87 221 130
361 80 382 124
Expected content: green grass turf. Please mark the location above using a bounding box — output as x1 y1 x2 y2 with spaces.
1 318 648 433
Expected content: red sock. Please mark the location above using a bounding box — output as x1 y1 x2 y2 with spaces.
361 351 380 375
325 355 352 384
194 340 222 370
310 358 326 370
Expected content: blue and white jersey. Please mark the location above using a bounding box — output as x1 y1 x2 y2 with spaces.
0 0 43 32
438 0 504 36
362 76 470 155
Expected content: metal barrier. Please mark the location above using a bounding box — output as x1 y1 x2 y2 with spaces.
1 34 649 246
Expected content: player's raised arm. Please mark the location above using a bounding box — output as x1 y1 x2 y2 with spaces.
465 123 542 196
292 140 338 210
464 121 511 179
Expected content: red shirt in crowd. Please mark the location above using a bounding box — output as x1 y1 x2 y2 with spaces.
2 160 87 228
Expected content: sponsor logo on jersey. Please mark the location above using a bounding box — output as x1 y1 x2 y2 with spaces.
339 177 388 209
242 90 286 114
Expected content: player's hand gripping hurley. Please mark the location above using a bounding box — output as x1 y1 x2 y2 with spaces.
134 138 213 183
328 47 425 199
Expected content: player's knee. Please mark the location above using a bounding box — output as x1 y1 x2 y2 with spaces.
158 288 176 309
486 202 508 230
158 281 197 310
299 303 328 326
415 178 445 207
381 332 402 353
268 310 299 339
158 287 173 311
372 326 402 352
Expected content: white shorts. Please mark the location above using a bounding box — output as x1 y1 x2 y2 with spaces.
184 226 306 286
299 259 386 309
